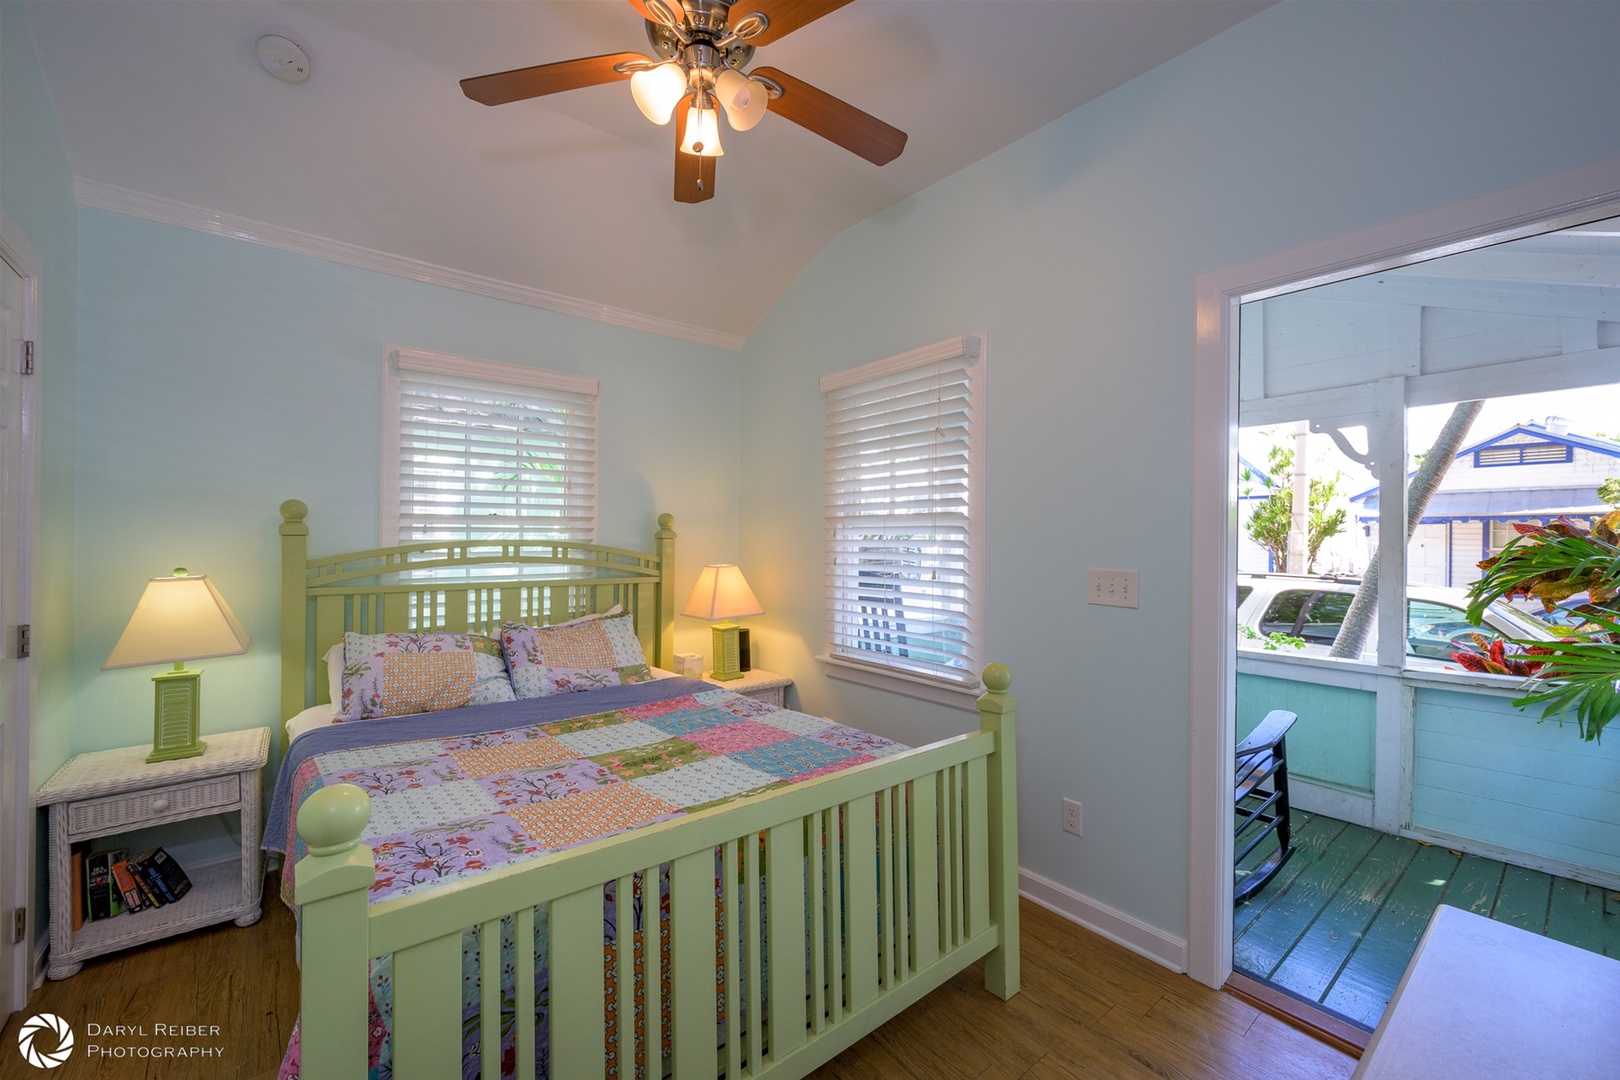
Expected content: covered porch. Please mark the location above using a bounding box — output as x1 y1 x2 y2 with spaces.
1234 808 1620 1031
1234 659 1620 1029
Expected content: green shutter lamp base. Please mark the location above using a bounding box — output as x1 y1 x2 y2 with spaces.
147 663 207 764
709 621 744 681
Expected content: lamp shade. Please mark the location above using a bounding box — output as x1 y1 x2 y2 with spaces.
630 60 687 125
678 100 724 157
103 569 251 670
715 68 768 131
681 565 763 621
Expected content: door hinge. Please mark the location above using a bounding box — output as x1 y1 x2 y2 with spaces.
16 624 29 659
11 908 24 944
20 340 33 376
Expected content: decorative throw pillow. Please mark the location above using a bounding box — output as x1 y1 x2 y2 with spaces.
339 631 516 721
500 611 652 698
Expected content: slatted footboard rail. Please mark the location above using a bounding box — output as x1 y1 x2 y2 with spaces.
293 665 1020 1080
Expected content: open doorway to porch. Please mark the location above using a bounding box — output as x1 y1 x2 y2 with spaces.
1227 212 1620 1038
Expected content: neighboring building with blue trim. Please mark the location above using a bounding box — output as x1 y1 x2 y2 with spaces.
1351 419 1620 587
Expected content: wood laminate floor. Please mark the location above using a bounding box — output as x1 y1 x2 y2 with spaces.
4 888 1352 1079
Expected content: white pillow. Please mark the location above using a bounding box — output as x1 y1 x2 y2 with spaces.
286 702 339 743
322 641 344 704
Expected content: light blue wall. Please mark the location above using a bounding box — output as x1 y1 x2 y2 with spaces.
1237 674 1373 796
1 1 77 787
1414 688 1620 880
72 210 740 762
737 0 1620 943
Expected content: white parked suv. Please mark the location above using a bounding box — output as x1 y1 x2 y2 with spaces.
1236 573 1555 666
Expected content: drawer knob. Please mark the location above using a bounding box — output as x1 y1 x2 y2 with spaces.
150 796 170 814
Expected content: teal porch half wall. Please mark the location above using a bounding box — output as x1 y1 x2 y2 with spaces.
1237 673 1374 796
1413 688 1620 880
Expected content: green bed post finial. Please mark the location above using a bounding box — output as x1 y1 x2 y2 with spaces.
294 784 374 1080
978 661 1020 1000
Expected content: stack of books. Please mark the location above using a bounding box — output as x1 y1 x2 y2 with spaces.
70 845 193 929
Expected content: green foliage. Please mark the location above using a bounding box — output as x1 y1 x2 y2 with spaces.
1240 445 1347 573
1463 511 1620 741
1599 476 1620 508
1239 625 1307 652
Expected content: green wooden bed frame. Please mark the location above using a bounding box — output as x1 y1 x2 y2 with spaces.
279 500 1021 1080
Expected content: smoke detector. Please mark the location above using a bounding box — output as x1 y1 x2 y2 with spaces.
257 34 310 84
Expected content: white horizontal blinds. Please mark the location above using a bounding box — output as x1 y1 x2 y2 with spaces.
824 336 982 685
392 351 598 544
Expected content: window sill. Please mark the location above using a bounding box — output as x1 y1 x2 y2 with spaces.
816 654 981 712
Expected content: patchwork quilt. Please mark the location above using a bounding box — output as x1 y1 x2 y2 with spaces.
265 679 909 1080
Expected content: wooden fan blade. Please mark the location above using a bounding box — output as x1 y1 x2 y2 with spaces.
751 66 906 166
673 107 716 203
461 52 645 106
738 0 856 46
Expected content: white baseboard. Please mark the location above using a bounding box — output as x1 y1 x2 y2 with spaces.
1019 867 1188 973
1289 779 1373 827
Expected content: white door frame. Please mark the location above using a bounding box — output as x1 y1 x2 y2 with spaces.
1187 155 1620 989
0 212 40 1010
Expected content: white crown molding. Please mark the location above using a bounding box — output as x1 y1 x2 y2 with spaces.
74 178 745 351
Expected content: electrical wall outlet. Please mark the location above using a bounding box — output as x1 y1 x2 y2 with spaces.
1062 798 1082 836
1087 568 1139 608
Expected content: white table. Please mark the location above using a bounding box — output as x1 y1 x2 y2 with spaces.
36 727 269 978
1354 904 1620 1078
702 667 792 707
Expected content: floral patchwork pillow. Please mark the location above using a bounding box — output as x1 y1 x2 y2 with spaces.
500 611 653 698
339 632 516 721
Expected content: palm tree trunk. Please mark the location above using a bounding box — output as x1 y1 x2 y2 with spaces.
1327 400 1484 659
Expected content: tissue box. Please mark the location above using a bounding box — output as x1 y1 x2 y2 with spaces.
674 653 703 677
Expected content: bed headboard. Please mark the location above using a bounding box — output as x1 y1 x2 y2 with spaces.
278 499 676 748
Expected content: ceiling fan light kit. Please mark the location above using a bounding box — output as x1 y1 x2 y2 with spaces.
630 60 687 124
680 93 725 156
460 0 906 203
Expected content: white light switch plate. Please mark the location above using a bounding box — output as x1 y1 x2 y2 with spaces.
1087 569 1139 608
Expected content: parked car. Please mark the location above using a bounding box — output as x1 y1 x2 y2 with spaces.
1237 573 1555 667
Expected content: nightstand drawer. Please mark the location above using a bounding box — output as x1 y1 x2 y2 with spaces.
67 775 241 835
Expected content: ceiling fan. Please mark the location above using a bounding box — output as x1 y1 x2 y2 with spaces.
459 0 907 203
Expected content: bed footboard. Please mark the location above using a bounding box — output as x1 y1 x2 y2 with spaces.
293 665 1019 1080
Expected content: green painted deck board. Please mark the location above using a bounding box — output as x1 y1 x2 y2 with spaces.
1232 817 1382 980
1235 814 1619 1032
1545 876 1611 956
1268 834 1417 1002
1318 844 1458 1028
1490 863 1553 934
1233 810 1349 939
1436 852 1505 917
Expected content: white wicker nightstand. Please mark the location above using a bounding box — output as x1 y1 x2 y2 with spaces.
702 667 793 707
36 727 269 979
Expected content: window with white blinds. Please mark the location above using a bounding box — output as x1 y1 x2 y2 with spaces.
821 334 986 688
382 348 599 544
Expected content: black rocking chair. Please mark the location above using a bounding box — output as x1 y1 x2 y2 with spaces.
1234 709 1298 904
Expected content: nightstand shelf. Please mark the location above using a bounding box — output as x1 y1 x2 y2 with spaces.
703 667 793 707
36 727 269 979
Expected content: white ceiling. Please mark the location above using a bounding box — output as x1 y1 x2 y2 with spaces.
24 0 1270 345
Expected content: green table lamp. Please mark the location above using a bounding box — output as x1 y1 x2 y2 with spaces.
103 568 251 763
681 564 763 681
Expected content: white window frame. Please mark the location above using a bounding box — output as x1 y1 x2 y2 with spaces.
381 347 599 546
818 333 987 707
